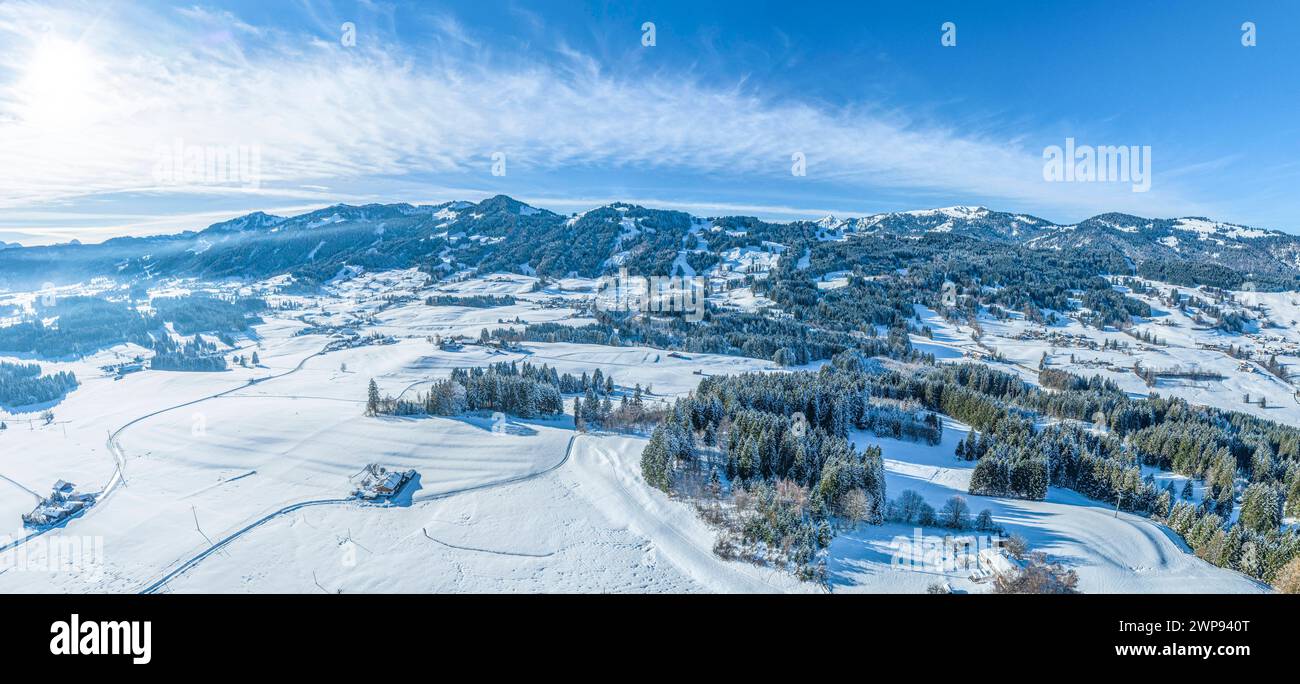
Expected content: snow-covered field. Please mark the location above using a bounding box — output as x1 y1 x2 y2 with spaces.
149 435 809 593
0 270 1284 593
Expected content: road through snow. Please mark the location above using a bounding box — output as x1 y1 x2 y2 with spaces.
0 345 334 561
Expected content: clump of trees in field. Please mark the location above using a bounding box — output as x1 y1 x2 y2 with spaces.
0 361 78 409
150 335 227 371
639 367 949 581
365 361 620 421
426 294 517 308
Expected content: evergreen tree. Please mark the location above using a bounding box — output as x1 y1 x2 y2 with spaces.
366 379 381 416
640 428 672 492
1214 477 1235 517
1239 483 1281 533
1150 488 1170 518
1286 476 1300 518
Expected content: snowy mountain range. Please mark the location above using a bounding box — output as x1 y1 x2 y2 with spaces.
1 196 1298 291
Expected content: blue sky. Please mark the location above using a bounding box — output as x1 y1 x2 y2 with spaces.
0 0 1297 244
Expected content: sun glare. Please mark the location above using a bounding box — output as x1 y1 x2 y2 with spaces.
17 37 100 127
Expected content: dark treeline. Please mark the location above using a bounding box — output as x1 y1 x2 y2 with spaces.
366 361 609 420
449 362 564 417
491 308 928 367
151 294 264 334
0 361 78 408
1039 367 1105 391
0 294 260 359
1138 259 1259 290
796 233 1144 331
0 296 158 357
426 294 517 308
1078 287 1152 328
926 363 1300 491
149 335 228 371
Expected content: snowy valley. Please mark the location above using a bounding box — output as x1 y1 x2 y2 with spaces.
2 199 1299 595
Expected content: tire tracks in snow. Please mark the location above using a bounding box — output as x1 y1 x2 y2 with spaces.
420 528 556 558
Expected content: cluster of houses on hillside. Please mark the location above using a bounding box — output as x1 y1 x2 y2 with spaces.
1012 329 1105 351
323 332 398 353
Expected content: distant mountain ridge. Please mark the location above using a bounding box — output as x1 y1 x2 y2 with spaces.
1 195 1297 291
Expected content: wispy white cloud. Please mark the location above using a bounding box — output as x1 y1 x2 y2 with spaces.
0 0 1207 237
428 13 480 49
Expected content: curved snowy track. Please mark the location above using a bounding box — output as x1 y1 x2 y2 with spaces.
420 528 557 558
105 347 331 502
